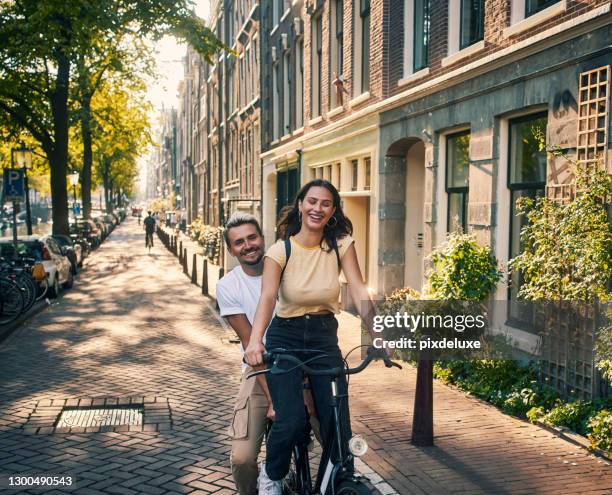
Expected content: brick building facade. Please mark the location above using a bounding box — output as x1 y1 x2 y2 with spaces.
165 0 611 294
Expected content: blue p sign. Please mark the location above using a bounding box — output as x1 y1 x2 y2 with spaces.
2 168 25 201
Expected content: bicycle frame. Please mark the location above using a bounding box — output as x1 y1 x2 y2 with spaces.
249 348 401 495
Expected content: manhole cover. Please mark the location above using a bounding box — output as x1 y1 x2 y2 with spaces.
56 406 143 428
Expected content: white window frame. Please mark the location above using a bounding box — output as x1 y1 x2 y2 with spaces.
295 39 304 129
505 0 567 38
283 51 291 137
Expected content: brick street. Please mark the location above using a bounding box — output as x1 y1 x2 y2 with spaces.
0 219 610 495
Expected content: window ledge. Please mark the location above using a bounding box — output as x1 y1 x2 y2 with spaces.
270 24 279 37
327 106 345 118
270 139 280 146
398 68 431 88
292 126 304 136
442 40 486 67
308 116 324 126
280 133 293 142
504 0 567 38
349 91 371 108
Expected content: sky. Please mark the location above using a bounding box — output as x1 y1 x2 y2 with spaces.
138 0 210 200
145 0 210 111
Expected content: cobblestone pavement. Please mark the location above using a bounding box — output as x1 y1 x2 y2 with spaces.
0 219 610 495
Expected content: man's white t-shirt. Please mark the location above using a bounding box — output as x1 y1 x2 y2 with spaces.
216 265 265 373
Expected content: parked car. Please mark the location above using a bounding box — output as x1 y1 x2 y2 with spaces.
52 234 83 275
0 236 73 297
92 217 109 238
70 221 100 249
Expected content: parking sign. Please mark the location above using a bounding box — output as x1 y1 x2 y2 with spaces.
2 168 25 202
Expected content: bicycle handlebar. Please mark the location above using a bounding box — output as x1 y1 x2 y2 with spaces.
247 347 402 379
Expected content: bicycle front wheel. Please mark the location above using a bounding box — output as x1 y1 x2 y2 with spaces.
0 279 24 325
335 479 374 495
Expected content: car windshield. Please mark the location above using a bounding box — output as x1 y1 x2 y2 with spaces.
53 236 70 247
0 241 42 261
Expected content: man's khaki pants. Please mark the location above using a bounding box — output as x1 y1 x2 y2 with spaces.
229 370 268 495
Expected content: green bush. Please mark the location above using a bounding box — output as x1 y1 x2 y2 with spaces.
424 232 502 301
588 410 612 452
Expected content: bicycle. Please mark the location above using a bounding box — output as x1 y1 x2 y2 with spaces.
0 277 24 325
249 347 402 495
145 231 154 252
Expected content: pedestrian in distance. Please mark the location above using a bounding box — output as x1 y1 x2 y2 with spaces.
244 179 381 495
217 213 319 495
143 211 156 250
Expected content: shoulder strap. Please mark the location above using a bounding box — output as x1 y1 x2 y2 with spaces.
332 237 341 272
280 238 291 281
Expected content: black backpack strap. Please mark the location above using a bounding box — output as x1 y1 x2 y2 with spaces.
280 238 291 281
332 237 341 272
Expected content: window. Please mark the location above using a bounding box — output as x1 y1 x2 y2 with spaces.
331 0 344 107
335 0 344 75
311 14 323 117
276 166 300 218
351 159 359 191
413 0 431 72
360 0 370 92
296 40 304 128
460 0 484 49
273 0 280 26
283 52 290 135
508 114 547 301
364 157 371 190
446 131 470 233
526 0 558 17
273 63 280 141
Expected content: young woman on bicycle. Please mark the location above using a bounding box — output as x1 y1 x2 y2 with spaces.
244 179 377 495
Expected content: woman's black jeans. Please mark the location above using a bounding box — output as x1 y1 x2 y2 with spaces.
264 313 352 481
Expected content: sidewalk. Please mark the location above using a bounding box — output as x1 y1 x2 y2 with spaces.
0 218 609 495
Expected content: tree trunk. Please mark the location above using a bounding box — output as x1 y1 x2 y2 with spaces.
49 51 71 236
80 93 93 219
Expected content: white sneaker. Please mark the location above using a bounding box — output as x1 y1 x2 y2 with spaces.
258 461 283 495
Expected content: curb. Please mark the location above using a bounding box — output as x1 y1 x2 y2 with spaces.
437 378 611 462
0 299 50 344
534 420 611 462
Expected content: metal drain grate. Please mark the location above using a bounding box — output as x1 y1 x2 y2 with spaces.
56 406 143 428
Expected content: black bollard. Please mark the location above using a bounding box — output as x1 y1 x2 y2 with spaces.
411 335 434 446
191 253 197 284
201 258 208 295
183 248 188 275
179 241 183 262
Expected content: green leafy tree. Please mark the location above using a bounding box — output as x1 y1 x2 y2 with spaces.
92 80 150 212
509 163 612 381
0 0 225 234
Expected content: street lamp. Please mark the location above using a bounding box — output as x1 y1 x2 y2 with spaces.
12 143 33 235
69 171 79 227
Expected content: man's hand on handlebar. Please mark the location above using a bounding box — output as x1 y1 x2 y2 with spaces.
244 340 266 366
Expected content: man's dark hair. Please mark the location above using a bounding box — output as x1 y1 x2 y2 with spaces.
223 213 263 247
147 211 152 216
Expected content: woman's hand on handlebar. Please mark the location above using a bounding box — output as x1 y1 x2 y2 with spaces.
244 340 266 366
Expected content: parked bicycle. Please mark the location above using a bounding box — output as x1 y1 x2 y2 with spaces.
0 257 47 325
248 347 402 495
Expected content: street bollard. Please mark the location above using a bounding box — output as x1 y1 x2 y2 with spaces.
179 241 183 262
191 253 197 285
183 248 188 275
411 335 434 446
201 258 208 295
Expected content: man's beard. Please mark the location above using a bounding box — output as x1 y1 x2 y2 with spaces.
241 251 263 266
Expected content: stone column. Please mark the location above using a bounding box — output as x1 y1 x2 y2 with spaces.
377 155 406 297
